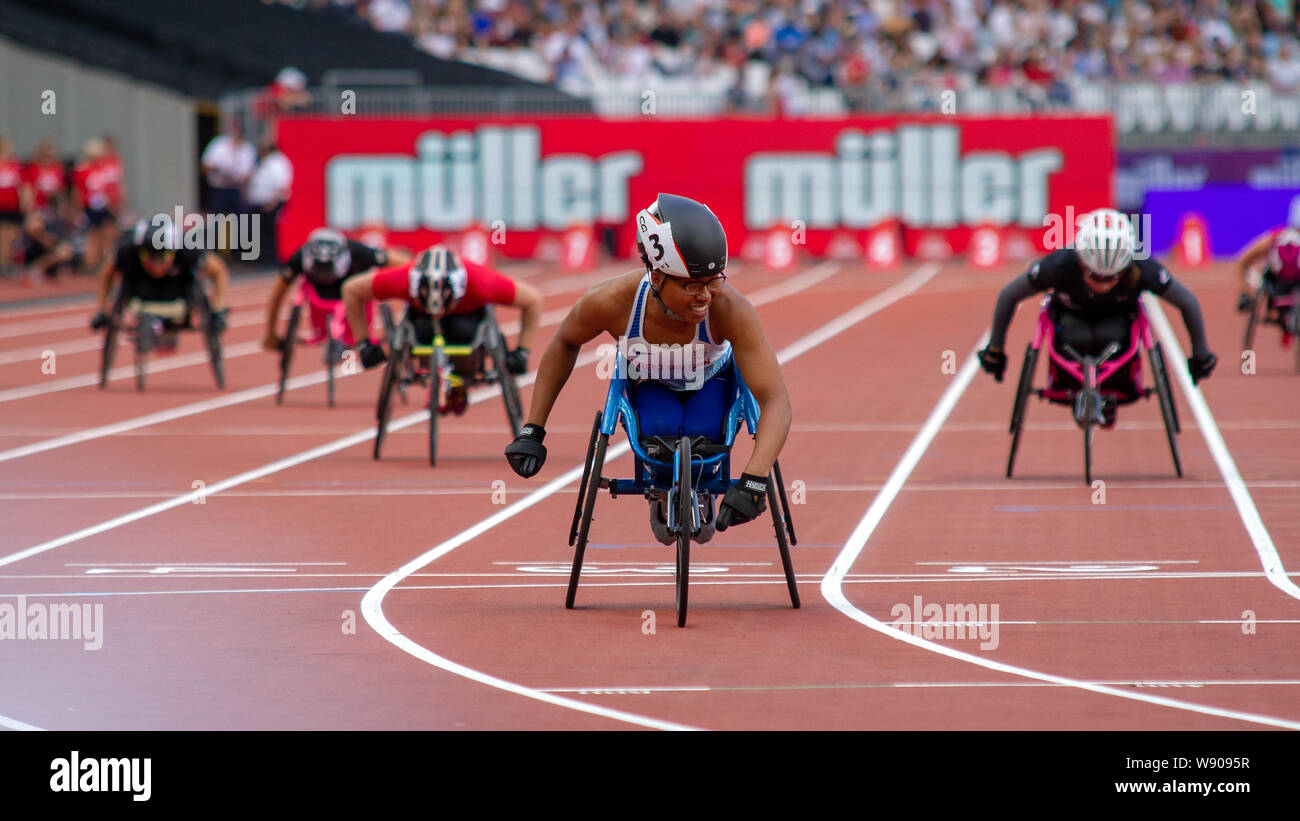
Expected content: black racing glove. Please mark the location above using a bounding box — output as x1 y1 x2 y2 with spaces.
90 311 110 331
358 339 387 370
505 424 547 477
208 308 229 334
505 347 529 375
1188 351 1217 385
977 346 1007 382
716 473 768 531
1236 293 1254 313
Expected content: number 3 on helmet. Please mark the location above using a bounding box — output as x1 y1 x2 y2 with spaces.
409 245 468 316
634 193 728 279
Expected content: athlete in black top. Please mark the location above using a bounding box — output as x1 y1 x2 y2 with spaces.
91 225 229 332
977 209 1216 400
261 228 394 350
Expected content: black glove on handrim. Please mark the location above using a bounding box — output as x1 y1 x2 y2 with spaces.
358 339 387 370
505 347 529 375
90 311 109 331
505 424 547 478
209 308 229 334
1188 351 1217 385
716 473 768 531
1236 293 1254 314
977 347 1007 382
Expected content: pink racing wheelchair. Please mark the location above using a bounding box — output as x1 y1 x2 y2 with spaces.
275 279 374 406
1006 298 1182 484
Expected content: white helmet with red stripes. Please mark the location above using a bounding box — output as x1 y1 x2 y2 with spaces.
634 193 728 280
409 244 467 316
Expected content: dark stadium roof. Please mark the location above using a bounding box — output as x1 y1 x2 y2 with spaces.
0 0 581 100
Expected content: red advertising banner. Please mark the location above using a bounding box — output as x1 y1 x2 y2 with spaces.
276 115 1114 263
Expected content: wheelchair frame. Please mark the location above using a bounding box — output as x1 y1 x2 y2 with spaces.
373 303 524 466
99 278 224 392
1242 277 1300 374
1007 298 1181 484
567 357 799 627
276 279 363 407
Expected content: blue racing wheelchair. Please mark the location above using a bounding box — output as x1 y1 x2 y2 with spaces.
566 358 800 627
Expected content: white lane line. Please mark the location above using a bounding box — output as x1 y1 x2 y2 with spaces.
0 369 343 463
821 338 1300 731
0 712 43 731
1145 294 1300 602
0 262 853 564
359 263 938 730
0 340 264 403
0 279 275 340
0 301 274 366
540 679 1300 694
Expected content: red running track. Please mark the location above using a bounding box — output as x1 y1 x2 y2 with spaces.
0 260 1297 730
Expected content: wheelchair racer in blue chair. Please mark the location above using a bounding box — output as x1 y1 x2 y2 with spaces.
504 192 792 542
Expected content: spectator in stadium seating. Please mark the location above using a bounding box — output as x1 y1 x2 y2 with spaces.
201 120 257 258
0 137 24 278
72 138 117 274
245 138 294 267
23 139 67 215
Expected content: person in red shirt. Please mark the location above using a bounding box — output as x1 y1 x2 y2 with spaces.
0 137 25 277
342 244 542 413
23 139 67 213
72 138 116 273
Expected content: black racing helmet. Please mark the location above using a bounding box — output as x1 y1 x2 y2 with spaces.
634 193 727 278
302 228 351 282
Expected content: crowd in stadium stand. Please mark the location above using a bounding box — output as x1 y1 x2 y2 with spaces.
271 0 1300 107
0 127 293 284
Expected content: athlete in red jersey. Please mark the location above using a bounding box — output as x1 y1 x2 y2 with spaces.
342 244 542 412
22 140 67 212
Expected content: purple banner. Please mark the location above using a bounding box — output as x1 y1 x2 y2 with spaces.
1117 148 1300 212
1143 185 1300 258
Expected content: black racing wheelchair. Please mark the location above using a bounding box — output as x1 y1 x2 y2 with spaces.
99 279 224 392
373 304 524 466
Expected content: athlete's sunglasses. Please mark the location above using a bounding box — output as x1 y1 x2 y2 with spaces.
665 274 726 295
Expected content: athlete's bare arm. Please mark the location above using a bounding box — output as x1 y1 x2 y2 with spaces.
94 257 119 312
511 280 543 352
1238 231 1275 294
709 287 791 477
200 253 229 312
525 272 638 428
263 273 292 349
342 272 377 347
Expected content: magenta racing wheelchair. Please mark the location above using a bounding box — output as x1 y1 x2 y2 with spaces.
1006 298 1182 484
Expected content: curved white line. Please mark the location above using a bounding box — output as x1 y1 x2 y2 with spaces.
1144 294 1300 601
821 336 1300 730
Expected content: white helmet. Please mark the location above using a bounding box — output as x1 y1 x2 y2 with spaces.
1074 208 1135 278
409 245 467 316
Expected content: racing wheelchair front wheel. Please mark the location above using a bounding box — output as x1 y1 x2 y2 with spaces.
99 291 126 389
566 411 608 609
1006 343 1038 478
197 292 224 390
487 311 524 436
674 436 693 628
373 327 405 461
1290 305 1300 374
134 311 154 392
277 303 302 405
1148 342 1183 478
325 322 339 408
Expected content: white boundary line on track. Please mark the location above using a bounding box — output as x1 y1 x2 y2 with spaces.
0 261 926 730
820 336 1300 731
1144 294 1300 602
0 712 43 731
0 262 850 567
359 263 940 730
